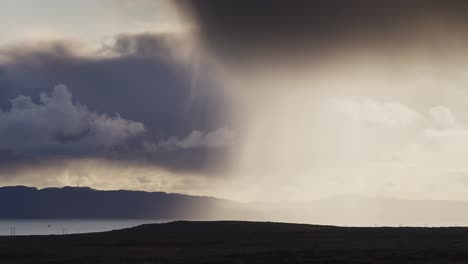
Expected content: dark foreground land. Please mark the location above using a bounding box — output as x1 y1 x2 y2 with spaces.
1 221 468 264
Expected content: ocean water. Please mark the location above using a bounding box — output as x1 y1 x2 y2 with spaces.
0 219 169 236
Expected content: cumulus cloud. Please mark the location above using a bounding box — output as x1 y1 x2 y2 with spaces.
106 33 193 62
145 128 236 151
326 98 468 160
0 33 232 173
111 33 175 57
429 106 457 129
420 106 468 150
330 98 422 128
0 84 145 155
329 99 465 132
0 33 228 133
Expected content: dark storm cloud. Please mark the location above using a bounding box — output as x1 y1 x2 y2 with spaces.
0 85 144 155
176 0 468 64
108 33 180 58
0 33 232 173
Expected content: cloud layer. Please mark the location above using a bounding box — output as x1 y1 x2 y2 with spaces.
155 128 236 150
176 1 468 66
0 32 233 174
0 84 144 154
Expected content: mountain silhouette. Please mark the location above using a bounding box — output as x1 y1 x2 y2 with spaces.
0 186 232 219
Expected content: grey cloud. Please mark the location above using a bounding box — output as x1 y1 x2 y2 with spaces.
429 106 457 129
137 176 153 184
0 85 145 156
146 128 236 151
0 41 78 63
175 1 468 65
0 33 233 173
108 33 179 58
0 34 229 136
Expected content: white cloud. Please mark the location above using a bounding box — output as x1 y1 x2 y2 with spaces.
330 98 422 128
423 128 468 149
429 106 457 128
145 128 236 151
0 84 145 153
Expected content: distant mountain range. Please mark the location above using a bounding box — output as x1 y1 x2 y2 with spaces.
0 186 239 219
4 186 468 226
257 196 468 226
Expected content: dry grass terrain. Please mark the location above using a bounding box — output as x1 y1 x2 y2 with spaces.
1 221 468 263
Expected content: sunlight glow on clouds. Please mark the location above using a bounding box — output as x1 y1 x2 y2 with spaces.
0 0 184 47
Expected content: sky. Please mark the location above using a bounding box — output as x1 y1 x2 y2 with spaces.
3 0 468 212
0 0 233 196
0 0 182 46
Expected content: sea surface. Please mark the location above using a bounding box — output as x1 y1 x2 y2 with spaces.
0 219 169 236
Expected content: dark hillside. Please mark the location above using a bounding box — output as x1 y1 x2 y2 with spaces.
2 221 468 263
